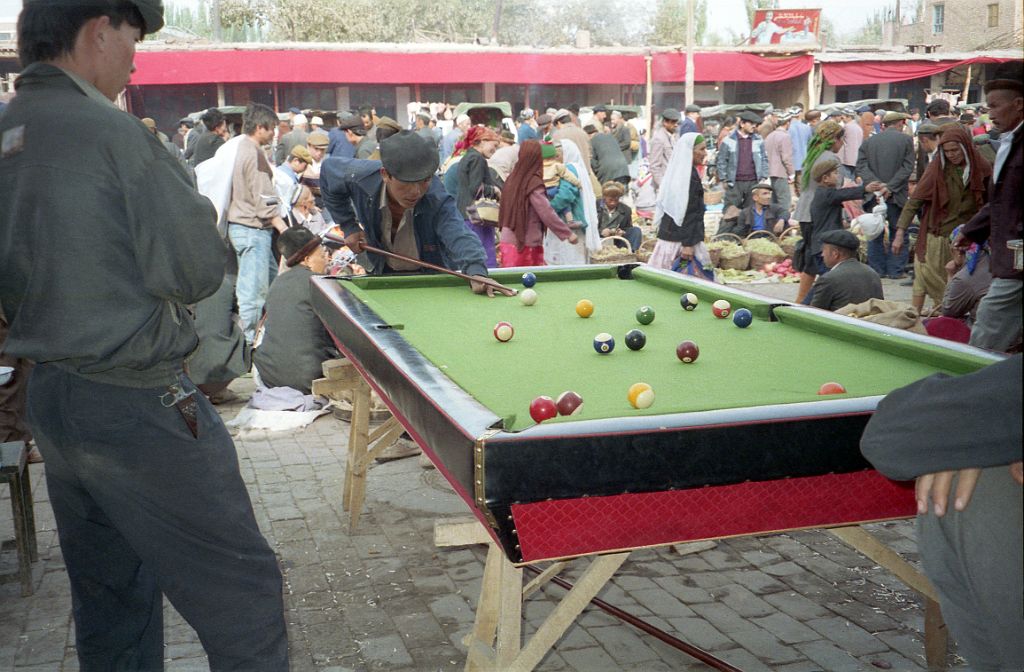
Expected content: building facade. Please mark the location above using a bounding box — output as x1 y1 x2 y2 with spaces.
901 0 1023 51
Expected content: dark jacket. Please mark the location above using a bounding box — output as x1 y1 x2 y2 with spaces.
254 266 338 395
456 148 498 219
856 126 915 207
962 127 1023 280
590 133 630 184
190 130 224 167
717 202 789 238
0 64 226 388
656 168 705 245
320 157 488 277
809 259 883 311
861 355 1021 481
809 184 866 256
597 202 634 233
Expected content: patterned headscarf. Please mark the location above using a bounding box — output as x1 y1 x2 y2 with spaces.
801 120 844 189
950 224 989 275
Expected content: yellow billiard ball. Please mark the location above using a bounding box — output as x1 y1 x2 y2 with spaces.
576 299 595 318
627 382 654 409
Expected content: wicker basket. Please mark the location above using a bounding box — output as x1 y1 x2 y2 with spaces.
744 231 786 270
635 238 657 263
708 232 744 268
719 251 750 270
590 236 637 264
703 188 724 205
778 225 802 257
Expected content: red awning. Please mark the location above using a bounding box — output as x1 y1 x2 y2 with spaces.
821 56 1016 86
131 50 647 86
652 52 814 82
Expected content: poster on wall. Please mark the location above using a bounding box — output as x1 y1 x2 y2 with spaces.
749 9 821 46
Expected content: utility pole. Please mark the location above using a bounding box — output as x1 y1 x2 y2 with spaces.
212 0 222 41
492 0 503 45
685 0 695 108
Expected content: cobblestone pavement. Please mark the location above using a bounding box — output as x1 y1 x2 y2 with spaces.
2 278 959 672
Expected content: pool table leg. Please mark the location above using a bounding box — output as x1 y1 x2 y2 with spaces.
343 379 406 532
828 525 948 671
437 517 629 672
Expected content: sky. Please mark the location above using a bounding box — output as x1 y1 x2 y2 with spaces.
1 0 902 41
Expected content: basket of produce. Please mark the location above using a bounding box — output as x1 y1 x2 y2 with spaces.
707 233 744 268
703 188 724 205
745 235 787 270
717 243 751 270
778 225 802 257
635 238 657 263
590 236 636 264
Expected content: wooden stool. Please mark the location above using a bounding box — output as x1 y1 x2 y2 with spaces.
1 441 38 596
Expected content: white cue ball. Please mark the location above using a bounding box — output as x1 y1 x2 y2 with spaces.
520 288 538 306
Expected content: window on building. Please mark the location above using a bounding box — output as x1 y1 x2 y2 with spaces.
987 3 999 27
278 85 336 112
932 4 944 34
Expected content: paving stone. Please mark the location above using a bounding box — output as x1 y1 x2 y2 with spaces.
689 602 759 635
559 645 622 671
795 639 865 671
357 633 412 668
428 594 475 626
651 576 714 604
714 584 776 618
666 616 734 651
748 612 819 644
826 598 904 633
14 628 66 666
762 560 805 576
875 630 928 663
859 649 927 671
714 646 774 672
764 591 832 620
629 587 696 618
585 625 659 666
805 615 890 656
725 568 788 595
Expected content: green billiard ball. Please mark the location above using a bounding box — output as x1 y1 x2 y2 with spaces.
635 306 655 325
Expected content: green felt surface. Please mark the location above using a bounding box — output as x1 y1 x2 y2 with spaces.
339 268 980 432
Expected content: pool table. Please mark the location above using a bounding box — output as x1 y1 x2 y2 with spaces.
311 264 1000 564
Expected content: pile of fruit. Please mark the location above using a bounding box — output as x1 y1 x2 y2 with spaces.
707 240 747 259
744 238 787 258
761 258 800 279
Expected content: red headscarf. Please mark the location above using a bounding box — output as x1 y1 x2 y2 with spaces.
453 125 499 158
908 124 993 262
497 140 545 249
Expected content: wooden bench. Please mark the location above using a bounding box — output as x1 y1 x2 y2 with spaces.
1 441 38 596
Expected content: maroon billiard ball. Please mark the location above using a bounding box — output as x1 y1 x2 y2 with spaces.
676 340 699 363
555 391 583 416
529 396 558 422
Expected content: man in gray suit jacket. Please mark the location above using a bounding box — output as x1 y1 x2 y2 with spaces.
856 111 916 278
810 230 884 311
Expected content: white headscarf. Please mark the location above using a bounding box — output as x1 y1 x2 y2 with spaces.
560 139 602 253
654 132 703 228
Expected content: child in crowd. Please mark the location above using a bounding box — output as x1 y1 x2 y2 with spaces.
597 181 641 251
803 157 884 297
541 142 582 223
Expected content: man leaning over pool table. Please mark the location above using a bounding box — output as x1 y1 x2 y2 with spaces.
321 130 496 296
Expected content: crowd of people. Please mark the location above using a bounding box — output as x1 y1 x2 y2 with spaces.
0 1 1020 670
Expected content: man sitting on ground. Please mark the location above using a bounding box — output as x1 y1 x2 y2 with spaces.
717 184 788 237
597 181 641 251
810 229 884 311
254 229 339 396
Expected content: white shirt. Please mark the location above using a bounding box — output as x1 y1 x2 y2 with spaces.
993 120 1022 183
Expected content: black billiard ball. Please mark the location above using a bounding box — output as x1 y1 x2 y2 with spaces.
625 329 647 351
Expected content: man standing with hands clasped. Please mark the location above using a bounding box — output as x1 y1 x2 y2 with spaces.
0 1 288 669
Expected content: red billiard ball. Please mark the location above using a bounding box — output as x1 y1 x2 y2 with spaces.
818 382 847 395
676 340 699 363
555 391 583 416
493 321 514 342
712 300 731 318
529 396 558 422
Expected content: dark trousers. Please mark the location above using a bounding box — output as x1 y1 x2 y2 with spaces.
724 180 758 211
27 364 288 671
867 201 910 278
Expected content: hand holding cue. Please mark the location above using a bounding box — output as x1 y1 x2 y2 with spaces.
324 234 517 297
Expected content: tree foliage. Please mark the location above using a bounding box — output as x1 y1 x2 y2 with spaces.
649 0 708 47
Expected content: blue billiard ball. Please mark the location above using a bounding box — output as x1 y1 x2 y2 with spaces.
625 329 647 351
522 272 537 288
593 332 615 354
732 308 753 328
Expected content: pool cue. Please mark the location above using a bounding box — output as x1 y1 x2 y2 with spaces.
324 235 517 296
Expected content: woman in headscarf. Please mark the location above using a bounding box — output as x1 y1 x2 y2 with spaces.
791 120 845 302
647 133 714 279
893 124 992 313
496 140 578 267
544 139 600 265
455 125 502 267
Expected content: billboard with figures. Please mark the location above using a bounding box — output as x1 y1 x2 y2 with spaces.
749 8 821 46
